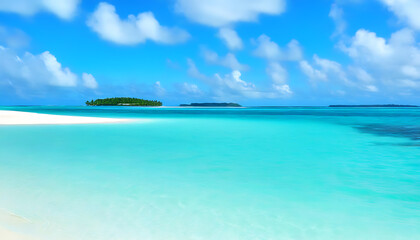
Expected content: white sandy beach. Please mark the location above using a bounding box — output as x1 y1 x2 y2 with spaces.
0 110 132 125
0 226 33 240
0 210 34 240
0 110 141 239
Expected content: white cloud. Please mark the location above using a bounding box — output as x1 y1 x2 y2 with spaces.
266 62 287 84
326 2 420 94
299 60 328 81
379 0 420 30
348 66 374 83
178 82 202 96
187 58 207 80
254 35 302 61
313 54 351 84
82 73 98 89
214 70 261 98
341 29 393 62
273 84 292 95
266 62 292 95
202 48 248 70
342 28 419 66
363 84 379 92
300 56 381 93
401 65 420 78
0 26 29 49
0 0 80 19
313 54 342 72
40 51 78 87
154 81 166 96
187 59 291 99
187 59 260 98
0 46 95 90
341 28 420 90
397 79 420 88
87 2 190 45
217 28 243 50
329 3 346 37
175 0 286 27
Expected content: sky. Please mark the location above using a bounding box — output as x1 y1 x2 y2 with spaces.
0 0 420 106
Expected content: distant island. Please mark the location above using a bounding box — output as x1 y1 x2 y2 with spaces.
180 103 242 107
86 97 162 106
329 104 418 107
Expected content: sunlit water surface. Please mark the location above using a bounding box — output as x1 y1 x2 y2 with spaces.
0 106 419 240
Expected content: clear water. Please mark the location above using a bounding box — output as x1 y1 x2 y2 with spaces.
0 106 419 240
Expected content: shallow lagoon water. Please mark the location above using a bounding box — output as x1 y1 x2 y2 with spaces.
0 106 419 240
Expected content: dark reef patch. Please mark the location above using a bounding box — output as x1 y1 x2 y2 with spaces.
354 124 420 141
373 142 420 147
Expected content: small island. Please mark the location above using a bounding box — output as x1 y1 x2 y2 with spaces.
180 103 242 107
329 104 418 108
86 97 162 106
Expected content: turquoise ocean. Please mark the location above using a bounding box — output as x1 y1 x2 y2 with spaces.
0 106 419 240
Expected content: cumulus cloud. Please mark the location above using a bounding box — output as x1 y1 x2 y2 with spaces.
175 0 286 27
348 66 374 83
87 2 190 45
341 29 392 62
177 82 202 96
273 84 292 95
40 51 78 87
202 48 248 70
266 62 287 84
299 60 328 82
299 55 380 93
313 55 351 84
266 62 292 95
253 35 302 61
82 73 98 89
379 0 420 30
0 46 96 92
340 28 420 90
187 59 259 98
217 28 243 50
0 0 80 19
213 70 261 98
187 59 291 99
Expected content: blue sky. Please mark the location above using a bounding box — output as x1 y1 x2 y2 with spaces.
0 0 420 106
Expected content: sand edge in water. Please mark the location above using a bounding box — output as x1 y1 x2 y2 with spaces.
0 110 137 125
0 210 34 240
0 226 34 240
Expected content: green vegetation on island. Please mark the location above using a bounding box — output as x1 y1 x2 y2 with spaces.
180 103 242 107
86 97 162 106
